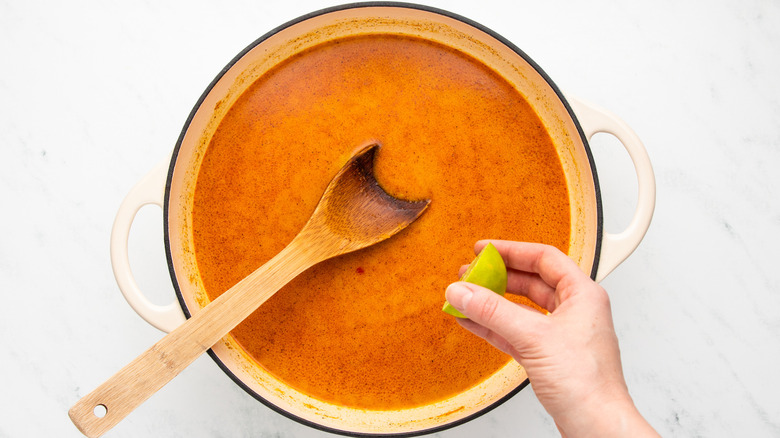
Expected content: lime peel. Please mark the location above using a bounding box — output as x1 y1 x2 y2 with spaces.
442 242 507 318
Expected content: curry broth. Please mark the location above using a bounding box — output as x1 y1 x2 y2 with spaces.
191 35 569 410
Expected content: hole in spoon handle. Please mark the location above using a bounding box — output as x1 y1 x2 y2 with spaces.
69 395 118 438
93 404 107 418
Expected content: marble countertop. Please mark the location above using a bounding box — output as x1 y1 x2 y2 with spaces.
2 1 779 436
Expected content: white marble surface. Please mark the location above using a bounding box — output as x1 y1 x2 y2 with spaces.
2 1 779 436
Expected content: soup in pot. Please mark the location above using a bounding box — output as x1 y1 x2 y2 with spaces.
191 34 569 410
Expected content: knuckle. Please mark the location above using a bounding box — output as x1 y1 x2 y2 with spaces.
538 244 561 264
593 284 612 307
474 293 501 323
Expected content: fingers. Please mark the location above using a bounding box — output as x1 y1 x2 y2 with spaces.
459 262 555 309
445 281 548 355
458 241 568 312
504 268 557 312
475 240 587 289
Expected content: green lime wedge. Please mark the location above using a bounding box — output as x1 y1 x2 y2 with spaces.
442 242 507 318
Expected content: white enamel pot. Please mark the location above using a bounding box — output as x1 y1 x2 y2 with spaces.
109 3 655 436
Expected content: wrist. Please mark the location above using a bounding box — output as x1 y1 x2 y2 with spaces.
558 393 658 438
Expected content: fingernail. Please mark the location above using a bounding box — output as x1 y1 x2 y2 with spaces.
446 282 473 310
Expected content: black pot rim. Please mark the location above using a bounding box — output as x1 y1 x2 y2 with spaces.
163 2 602 437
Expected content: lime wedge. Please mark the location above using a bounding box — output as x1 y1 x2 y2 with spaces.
442 243 507 318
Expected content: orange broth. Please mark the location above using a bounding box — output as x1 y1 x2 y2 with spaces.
191 35 569 410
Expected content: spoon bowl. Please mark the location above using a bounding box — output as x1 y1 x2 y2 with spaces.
69 143 429 437
297 143 431 255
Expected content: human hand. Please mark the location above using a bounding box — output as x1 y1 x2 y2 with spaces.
445 240 657 437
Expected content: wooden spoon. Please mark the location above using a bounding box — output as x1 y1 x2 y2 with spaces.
69 143 430 437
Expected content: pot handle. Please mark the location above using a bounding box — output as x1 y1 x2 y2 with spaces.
567 96 656 282
110 158 185 333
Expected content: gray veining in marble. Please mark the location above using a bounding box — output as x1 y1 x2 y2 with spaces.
2 1 779 437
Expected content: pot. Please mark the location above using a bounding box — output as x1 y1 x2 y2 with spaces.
109 3 655 436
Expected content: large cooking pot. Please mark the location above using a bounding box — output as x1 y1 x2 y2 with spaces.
110 3 655 436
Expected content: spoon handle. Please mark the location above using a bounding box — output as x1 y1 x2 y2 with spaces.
69 242 314 437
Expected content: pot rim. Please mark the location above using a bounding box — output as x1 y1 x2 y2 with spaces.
163 2 603 436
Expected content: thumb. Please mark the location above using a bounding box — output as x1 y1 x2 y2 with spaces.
445 281 548 351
